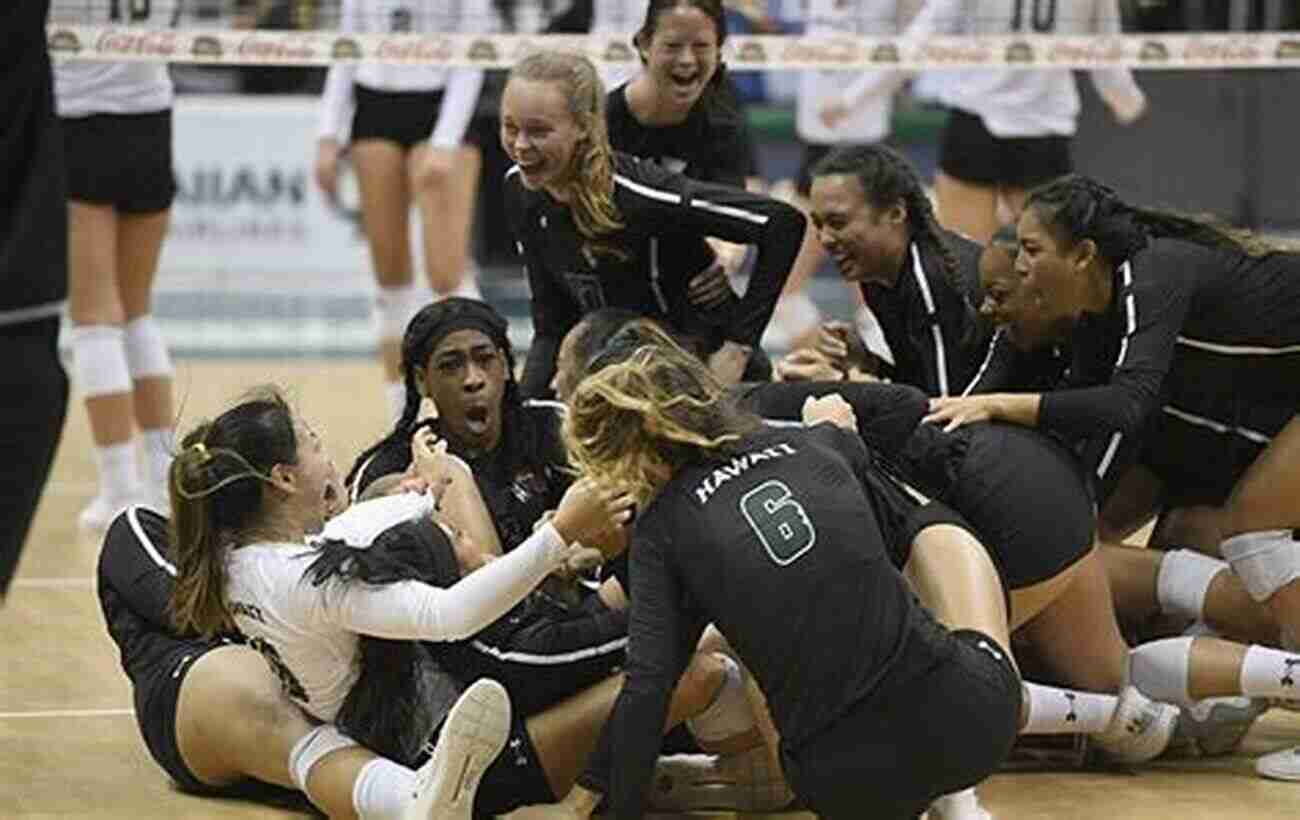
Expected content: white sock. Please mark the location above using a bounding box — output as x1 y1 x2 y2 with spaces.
385 381 408 425
352 758 417 820
1240 645 1300 702
95 441 140 501
140 428 174 494
1157 549 1227 621
1022 682 1118 734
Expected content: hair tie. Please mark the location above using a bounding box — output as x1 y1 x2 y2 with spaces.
191 442 211 465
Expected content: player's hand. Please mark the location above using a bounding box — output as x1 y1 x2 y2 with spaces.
708 341 752 386
775 348 843 382
923 395 996 432
551 478 636 550
314 138 342 203
815 320 872 372
410 427 455 501
802 393 858 431
689 259 740 311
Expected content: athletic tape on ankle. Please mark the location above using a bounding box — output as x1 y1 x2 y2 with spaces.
124 315 174 379
1129 637 1193 707
1220 530 1300 603
288 724 358 793
1157 550 1227 620
687 654 754 744
71 325 131 398
373 284 426 342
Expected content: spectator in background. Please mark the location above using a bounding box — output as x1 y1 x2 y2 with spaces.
0 0 70 599
822 0 1147 245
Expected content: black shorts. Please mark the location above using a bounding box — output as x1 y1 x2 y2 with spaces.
443 596 627 718
781 628 1020 820
134 639 298 805
953 425 1094 589
61 110 176 213
352 84 457 150
795 142 835 198
938 107 1072 189
1140 400 1295 509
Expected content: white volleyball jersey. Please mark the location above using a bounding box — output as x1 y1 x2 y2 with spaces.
318 0 491 145
839 0 1145 137
51 0 175 117
797 0 908 145
225 521 568 721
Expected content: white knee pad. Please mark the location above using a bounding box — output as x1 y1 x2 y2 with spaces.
1129 637 1194 708
288 724 358 794
1220 530 1300 603
1157 549 1227 621
124 315 174 379
687 654 754 744
70 324 131 398
372 284 427 342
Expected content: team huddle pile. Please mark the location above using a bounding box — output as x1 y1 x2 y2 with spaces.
29 1 1300 819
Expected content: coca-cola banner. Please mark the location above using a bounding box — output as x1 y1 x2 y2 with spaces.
157 96 373 288
48 25 1300 71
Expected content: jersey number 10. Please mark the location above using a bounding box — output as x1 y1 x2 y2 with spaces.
1010 0 1057 32
110 0 152 22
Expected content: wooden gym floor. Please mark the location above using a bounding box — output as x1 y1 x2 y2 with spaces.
3 359 1299 818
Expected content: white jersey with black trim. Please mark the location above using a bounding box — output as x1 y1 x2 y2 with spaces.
796 0 906 145
317 0 490 145
838 0 1145 137
224 519 570 721
51 0 175 117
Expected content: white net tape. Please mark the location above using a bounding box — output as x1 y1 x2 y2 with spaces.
47 26 1300 70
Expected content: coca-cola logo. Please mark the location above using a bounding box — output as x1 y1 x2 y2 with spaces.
604 41 634 62
332 37 361 60
1139 41 1169 61
1005 42 1034 63
374 35 453 63
1278 40 1300 60
236 33 316 62
49 30 81 55
871 43 899 63
95 29 180 58
191 35 222 59
917 40 992 65
780 39 858 66
468 39 499 62
1046 40 1124 64
1182 39 1260 63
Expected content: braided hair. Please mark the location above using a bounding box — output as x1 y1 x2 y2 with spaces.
811 145 964 296
345 299 546 497
1025 174 1281 265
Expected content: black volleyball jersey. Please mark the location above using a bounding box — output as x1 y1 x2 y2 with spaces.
859 230 988 397
585 424 954 818
605 82 755 189
1 0 67 322
1032 238 1300 483
351 401 572 552
506 152 806 397
98 507 229 690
